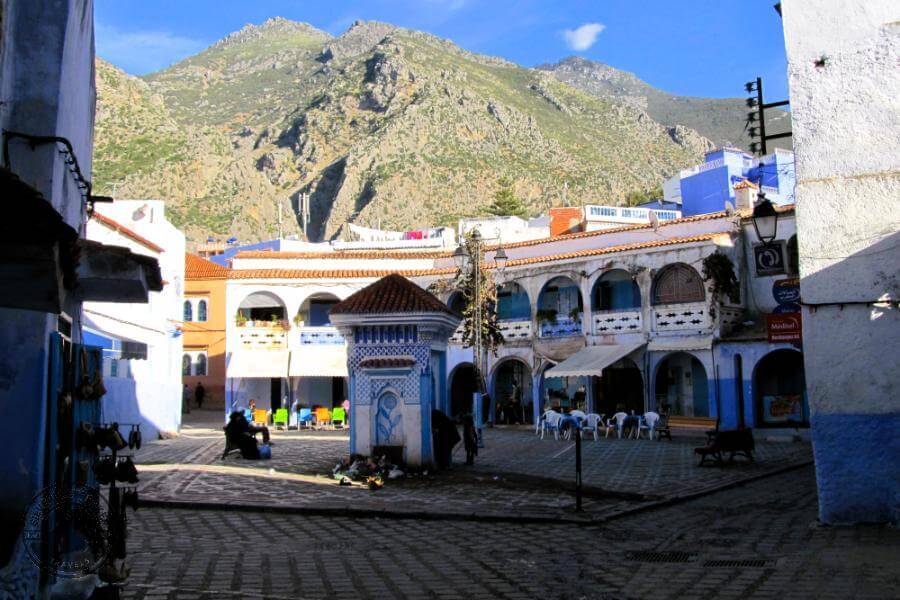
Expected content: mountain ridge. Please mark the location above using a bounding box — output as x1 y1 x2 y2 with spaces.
93 18 731 244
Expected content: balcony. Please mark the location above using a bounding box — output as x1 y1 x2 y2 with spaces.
297 326 345 345
539 316 582 338
652 302 711 333
592 310 642 335
498 319 532 341
237 324 288 349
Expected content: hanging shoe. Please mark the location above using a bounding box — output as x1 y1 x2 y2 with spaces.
115 457 139 484
93 456 114 485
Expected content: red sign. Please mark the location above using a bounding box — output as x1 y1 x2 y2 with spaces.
767 313 802 343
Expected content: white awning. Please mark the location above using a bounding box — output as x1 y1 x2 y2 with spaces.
647 337 713 352
544 342 645 379
289 346 348 378
227 350 290 378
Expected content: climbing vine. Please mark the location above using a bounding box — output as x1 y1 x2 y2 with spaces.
702 252 741 305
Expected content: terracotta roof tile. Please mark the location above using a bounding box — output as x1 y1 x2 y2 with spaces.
92 212 164 253
235 249 450 260
226 233 724 280
331 273 457 316
185 253 229 279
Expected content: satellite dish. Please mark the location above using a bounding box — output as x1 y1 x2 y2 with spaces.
725 200 736 216
648 211 660 232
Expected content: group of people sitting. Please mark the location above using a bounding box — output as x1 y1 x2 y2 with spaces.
224 402 271 459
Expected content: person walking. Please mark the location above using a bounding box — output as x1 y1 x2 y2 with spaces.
462 414 478 466
182 383 191 414
431 409 461 469
195 382 206 409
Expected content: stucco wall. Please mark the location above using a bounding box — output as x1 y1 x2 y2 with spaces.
782 0 900 524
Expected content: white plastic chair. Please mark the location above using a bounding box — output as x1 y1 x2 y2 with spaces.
569 410 587 420
582 413 604 441
636 412 660 440
604 412 628 439
540 411 562 440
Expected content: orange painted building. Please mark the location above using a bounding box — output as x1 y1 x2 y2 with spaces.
182 254 228 409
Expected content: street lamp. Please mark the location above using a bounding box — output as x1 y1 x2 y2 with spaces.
751 194 779 245
452 242 470 271
493 246 508 273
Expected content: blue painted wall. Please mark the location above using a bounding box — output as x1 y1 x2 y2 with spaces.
209 239 280 266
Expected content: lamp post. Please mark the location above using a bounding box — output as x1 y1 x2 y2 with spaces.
453 231 508 447
751 193 779 245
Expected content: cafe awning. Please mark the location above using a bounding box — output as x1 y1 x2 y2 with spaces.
544 342 645 379
227 350 290 379
288 345 348 378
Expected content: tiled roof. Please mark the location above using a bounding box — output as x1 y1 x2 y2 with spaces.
185 253 229 279
91 212 164 253
235 249 450 260
227 233 725 280
331 273 457 316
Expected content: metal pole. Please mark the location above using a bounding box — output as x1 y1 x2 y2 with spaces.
473 234 485 448
756 77 767 156
575 425 583 511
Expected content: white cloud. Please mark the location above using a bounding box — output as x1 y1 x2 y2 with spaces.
562 22 606 52
95 22 208 75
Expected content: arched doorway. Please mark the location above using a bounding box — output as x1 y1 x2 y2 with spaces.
447 291 467 315
537 276 583 337
491 358 533 424
496 282 530 321
296 292 341 327
594 358 644 416
540 363 588 412
654 352 710 416
592 270 641 312
754 350 808 427
449 363 476 418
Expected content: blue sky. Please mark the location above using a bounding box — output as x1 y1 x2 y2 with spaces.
95 0 790 100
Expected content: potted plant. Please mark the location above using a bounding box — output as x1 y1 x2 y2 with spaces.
235 312 248 327
536 308 558 326
292 313 305 328
568 307 583 323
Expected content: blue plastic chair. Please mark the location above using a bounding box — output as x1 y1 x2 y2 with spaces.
243 409 252 422
298 408 313 429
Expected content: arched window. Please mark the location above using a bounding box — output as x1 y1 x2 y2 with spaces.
653 264 705 305
197 299 208 322
447 292 467 315
496 282 530 321
183 300 193 322
195 353 207 376
182 354 192 376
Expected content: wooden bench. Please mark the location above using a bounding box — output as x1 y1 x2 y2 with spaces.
694 428 755 466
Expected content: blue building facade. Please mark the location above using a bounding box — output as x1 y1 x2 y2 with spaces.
675 148 795 216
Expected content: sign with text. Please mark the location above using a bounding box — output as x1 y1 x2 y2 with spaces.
772 278 801 305
767 313 802 343
754 242 786 276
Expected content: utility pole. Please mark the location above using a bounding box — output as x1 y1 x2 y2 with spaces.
745 77 791 156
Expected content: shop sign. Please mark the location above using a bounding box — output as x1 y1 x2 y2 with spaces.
754 242 786 276
767 313 802 343
761 394 805 424
773 302 801 314
772 278 800 305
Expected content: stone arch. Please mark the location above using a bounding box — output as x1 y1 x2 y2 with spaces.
489 356 534 424
496 281 530 321
653 351 710 417
536 276 584 336
296 291 342 326
448 362 477 418
752 349 808 427
237 291 288 323
652 263 705 305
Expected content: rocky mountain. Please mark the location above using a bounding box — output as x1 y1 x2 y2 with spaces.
94 18 718 243
538 56 791 151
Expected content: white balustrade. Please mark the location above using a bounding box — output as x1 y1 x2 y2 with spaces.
297 326 344 345
592 310 643 335
238 326 288 349
652 302 711 332
498 319 532 340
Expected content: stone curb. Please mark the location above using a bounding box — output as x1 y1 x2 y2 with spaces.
139 459 813 527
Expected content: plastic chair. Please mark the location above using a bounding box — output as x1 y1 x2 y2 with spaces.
314 407 332 429
604 412 628 439
243 408 252 422
252 409 269 426
273 408 289 429
636 412 660 440
331 407 346 429
582 413 604 441
298 408 313 429
540 411 562 440
569 410 587 421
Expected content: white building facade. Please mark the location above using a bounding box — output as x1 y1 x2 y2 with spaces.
781 0 900 525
